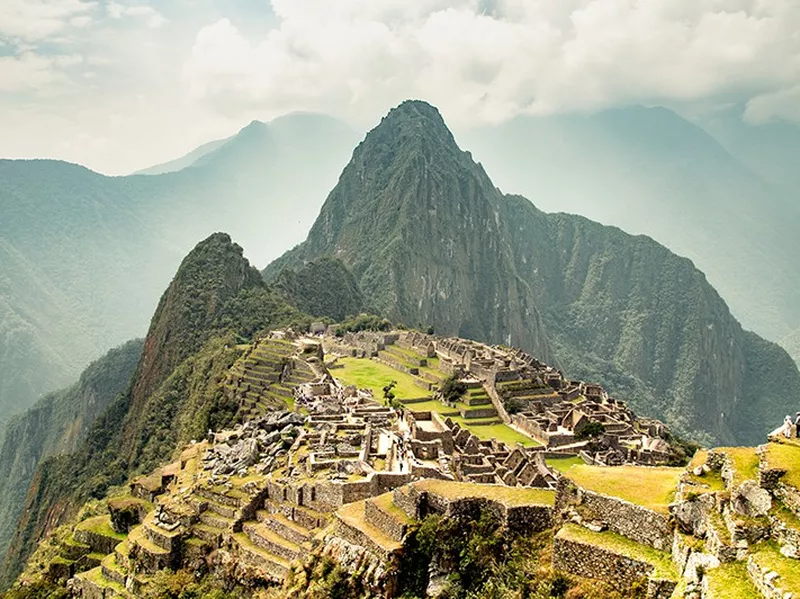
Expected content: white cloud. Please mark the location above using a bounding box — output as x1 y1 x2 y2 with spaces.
106 2 167 28
0 53 64 92
0 0 96 42
183 0 800 126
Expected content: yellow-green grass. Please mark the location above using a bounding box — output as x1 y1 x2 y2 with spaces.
703 563 760 599
564 465 682 514
771 501 800 530
751 541 800 595
75 516 126 541
546 456 585 473
413 479 555 507
556 523 678 580
371 492 412 523
333 357 428 401
764 441 800 489
684 450 725 492
718 447 760 486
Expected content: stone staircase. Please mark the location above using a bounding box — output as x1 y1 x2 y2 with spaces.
226 337 318 419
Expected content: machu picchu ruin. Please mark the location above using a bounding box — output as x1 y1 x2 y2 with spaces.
23 326 796 598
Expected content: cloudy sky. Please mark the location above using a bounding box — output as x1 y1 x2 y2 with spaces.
2 0 800 174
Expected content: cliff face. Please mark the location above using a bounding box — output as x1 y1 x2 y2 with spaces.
0 340 141 573
267 100 800 446
266 101 552 359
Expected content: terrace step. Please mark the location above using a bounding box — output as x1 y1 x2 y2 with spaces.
242 521 302 562
200 510 235 530
264 513 313 545
192 522 225 545
101 553 127 586
364 494 411 543
232 532 290 581
72 566 134 599
335 500 403 558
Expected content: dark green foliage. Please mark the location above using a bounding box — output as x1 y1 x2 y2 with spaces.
382 381 397 403
396 508 637 599
274 257 365 321
440 375 467 404
333 313 392 335
576 421 605 441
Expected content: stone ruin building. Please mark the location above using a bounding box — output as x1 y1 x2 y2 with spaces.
52 328 695 599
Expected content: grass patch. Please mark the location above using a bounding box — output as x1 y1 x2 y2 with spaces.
751 541 800 595
704 562 761 599
464 421 540 447
413 479 555 507
718 447 760 486
565 465 682 514
765 441 800 489
75 516 126 540
546 456 585 473
557 523 678 580
334 357 428 401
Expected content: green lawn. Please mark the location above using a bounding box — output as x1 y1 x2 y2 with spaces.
565 465 682 514
333 357 539 447
556 523 677 580
684 450 725 492
332 357 428 401
546 456 585 473
462 421 540 447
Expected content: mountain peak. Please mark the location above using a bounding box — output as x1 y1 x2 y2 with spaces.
362 99 458 156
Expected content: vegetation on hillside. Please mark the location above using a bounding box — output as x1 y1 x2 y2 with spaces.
265 99 800 447
0 233 308 588
0 339 142 566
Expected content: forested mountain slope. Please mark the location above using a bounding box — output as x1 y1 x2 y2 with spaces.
267 100 800 447
0 339 142 563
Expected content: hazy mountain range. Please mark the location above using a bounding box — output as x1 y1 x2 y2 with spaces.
0 114 358 421
1 100 799 586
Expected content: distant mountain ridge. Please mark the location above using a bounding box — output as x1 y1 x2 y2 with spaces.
267 99 800 446
0 113 358 420
459 107 800 347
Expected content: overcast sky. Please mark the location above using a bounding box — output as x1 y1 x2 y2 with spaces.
2 0 800 175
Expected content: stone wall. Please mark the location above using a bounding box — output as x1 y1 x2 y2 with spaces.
555 478 671 551
747 554 789 599
553 536 675 599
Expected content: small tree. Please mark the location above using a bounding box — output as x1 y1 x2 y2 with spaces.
382 380 397 404
575 420 605 441
440 374 467 404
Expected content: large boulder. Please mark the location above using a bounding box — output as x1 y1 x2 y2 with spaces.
732 480 771 518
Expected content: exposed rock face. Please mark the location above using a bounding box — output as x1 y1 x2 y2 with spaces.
732 480 772 518
267 99 800 446
673 493 715 537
